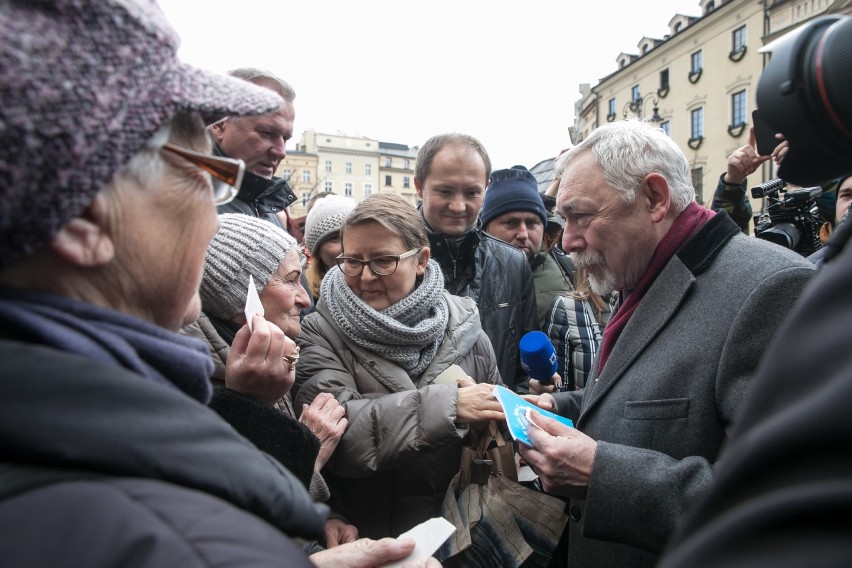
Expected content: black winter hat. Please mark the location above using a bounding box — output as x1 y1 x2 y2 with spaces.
480 165 547 229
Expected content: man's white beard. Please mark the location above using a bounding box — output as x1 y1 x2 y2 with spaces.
571 249 617 296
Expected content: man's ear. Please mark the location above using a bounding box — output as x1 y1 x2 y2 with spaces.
642 173 671 224
414 177 424 199
50 194 115 267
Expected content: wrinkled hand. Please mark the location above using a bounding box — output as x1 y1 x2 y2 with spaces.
310 537 441 568
724 128 770 185
456 382 504 424
224 314 296 404
324 517 359 548
528 373 562 395
518 410 596 498
300 392 348 471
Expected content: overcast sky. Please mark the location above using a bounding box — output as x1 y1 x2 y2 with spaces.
158 0 703 170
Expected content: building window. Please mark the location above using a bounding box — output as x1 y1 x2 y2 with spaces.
365 163 372 175
689 108 704 148
692 167 705 205
364 182 373 196
324 160 332 174
403 176 411 188
345 162 352 174
691 108 704 138
607 97 616 121
691 50 703 74
302 170 311 183
659 68 669 93
631 84 640 102
731 90 747 127
385 175 392 187
385 157 392 168
732 25 747 53
324 180 333 193
344 181 353 197
282 169 292 180
660 120 671 136
403 159 410 170
301 192 309 206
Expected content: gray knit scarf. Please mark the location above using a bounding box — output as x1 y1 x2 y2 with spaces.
320 259 448 377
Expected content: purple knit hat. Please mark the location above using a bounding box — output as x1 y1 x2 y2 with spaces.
0 0 284 267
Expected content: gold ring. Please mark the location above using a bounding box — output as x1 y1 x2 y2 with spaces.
283 345 300 372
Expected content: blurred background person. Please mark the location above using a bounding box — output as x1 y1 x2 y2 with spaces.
294 193 505 539
303 194 357 304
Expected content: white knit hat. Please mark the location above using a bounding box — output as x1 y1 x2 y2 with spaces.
303 195 356 257
200 214 297 319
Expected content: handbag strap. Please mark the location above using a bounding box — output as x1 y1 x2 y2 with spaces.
473 420 509 457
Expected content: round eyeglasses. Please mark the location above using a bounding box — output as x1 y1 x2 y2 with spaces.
160 143 245 205
336 248 423 277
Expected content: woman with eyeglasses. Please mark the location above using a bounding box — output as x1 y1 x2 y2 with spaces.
293 192 506 539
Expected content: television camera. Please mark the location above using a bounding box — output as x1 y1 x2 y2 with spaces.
752 178 823 257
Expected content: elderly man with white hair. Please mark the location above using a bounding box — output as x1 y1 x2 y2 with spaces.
520 120 816 568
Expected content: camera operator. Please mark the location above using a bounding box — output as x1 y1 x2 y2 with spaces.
659 14 852 568
751 178 825 257
711 129 788 234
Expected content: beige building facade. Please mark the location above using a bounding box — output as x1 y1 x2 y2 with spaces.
283 130 420 220
574 0 851 216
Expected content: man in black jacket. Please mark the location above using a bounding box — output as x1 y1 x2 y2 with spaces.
211 68 298 229
414 133 537 392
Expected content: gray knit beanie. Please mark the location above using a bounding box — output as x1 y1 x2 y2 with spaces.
200 214 297 320
303 195 356 257
0 0 284 267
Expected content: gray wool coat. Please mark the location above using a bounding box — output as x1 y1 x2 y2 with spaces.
551 212 816 568
293 291 502 539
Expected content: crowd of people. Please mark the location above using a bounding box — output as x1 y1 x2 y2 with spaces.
2 1 851 567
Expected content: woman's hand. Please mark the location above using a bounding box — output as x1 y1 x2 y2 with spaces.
300 392 348 470
455 383 504 424
224 314 297 404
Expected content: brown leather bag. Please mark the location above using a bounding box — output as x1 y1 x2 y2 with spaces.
440 420 568 568
459 421 517 487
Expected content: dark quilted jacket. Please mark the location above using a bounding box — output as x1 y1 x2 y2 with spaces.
427 229 537 392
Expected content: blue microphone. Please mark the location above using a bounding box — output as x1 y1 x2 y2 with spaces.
519 331 558 384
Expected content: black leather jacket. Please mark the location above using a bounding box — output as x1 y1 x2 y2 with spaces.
213 144 297 228
426 227 537 392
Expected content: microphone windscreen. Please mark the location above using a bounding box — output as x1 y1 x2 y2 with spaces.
519 331 558 382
